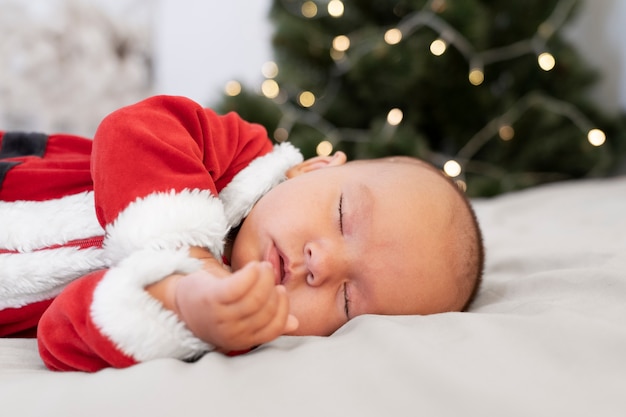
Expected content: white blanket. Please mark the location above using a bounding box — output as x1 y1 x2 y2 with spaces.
1 176 625 417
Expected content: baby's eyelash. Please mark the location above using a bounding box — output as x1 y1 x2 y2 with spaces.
338 193 344 234
343 282 350 319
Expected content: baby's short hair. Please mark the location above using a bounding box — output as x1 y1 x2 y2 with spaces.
451 183 484 311
382 156 485 311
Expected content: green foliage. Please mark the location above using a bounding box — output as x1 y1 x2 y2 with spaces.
216 0 626 196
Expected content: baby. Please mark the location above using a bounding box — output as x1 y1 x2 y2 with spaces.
152 152 484 352
0 95 483 371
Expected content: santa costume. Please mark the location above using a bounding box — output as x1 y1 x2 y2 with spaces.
0 95 303 371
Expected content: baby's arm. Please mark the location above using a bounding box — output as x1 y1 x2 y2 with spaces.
38 250 297 371
147 250 298 352
38 96 303 371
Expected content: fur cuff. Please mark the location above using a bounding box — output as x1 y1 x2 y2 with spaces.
0 247 107 309
103 189 228 265
219 142 303 229
90 249 212 362
0 191 102 252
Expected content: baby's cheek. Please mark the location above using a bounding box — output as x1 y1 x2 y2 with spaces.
289 308 342 337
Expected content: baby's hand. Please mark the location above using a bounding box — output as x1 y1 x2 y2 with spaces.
174 261 299 352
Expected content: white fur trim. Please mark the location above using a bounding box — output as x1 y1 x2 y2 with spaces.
0 247 107 309
103 189 228 265
90 249 212 362
219 142 303 228
0 191 103 252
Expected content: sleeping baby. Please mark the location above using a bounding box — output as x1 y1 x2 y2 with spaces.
0 95 484 371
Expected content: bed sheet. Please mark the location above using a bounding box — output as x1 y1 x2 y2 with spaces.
1 176 625 417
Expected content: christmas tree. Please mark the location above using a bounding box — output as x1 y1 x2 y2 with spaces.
217 0 626 197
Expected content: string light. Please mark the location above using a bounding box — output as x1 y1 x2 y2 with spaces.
327 0 344 18
386 108 403 126
247 0 610 193
430 39 447 56
298 91 316 107
455 180 467 192
330 48 345 61
274 127 289 142
588 129 606 147
457 92 607 163
430 0 448 13
443 160 462 178
468 67 484 86
262 61 279 78
301 1 317 18
261 79 280 99
317 140 334 156
384 28 403 45
498 125 515 141
224 80 242 96
538 52 556 71
332 35 350 52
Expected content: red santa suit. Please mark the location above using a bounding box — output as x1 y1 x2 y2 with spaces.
0 95 302 371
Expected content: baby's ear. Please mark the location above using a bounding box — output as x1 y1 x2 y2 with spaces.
286 151 347 179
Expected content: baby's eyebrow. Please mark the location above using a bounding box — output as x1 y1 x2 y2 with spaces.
357 183 374 209
348 183 374 234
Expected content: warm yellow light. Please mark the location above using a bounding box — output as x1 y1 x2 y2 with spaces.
261 79 280 99
498 125 515 141
430 0 448 13
384 28 403 45
537 23 554 38
468 68 484 86
274 128 289 142
538 52 556 71
328 0 344 17
430 39 447 56
333 35 350 52
588 129 606 147
224 80 242 96
443 160 462 178
301 1 317 18
298 91 316 107
330 49 345 60
261 61 279 79
316 140 334 156
386 108 403 126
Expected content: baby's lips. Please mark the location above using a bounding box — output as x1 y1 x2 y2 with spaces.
264 244 282 285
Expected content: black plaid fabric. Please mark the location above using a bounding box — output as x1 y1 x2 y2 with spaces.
0 132 49 189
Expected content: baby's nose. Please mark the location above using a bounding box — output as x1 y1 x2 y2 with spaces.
304 241 342 286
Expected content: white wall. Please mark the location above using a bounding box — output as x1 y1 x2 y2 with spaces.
153 0 273 107
565 0 626 113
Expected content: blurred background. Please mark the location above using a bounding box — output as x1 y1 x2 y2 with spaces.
1 0 625 196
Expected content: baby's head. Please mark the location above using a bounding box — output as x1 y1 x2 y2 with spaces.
230 151 484 336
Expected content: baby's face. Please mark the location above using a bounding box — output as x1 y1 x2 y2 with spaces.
230 158 462 336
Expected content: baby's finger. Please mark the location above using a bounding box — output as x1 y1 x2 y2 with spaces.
225 263 279 319
212 262 266 304
246 286 297 345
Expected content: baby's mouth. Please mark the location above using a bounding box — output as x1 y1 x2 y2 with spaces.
276 246 290 285
278 253 285 284
267 242 286 285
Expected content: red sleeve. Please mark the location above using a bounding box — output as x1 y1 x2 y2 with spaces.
38 271 136 372
37 95 303 372
91 94 273 229
38 250 209 372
